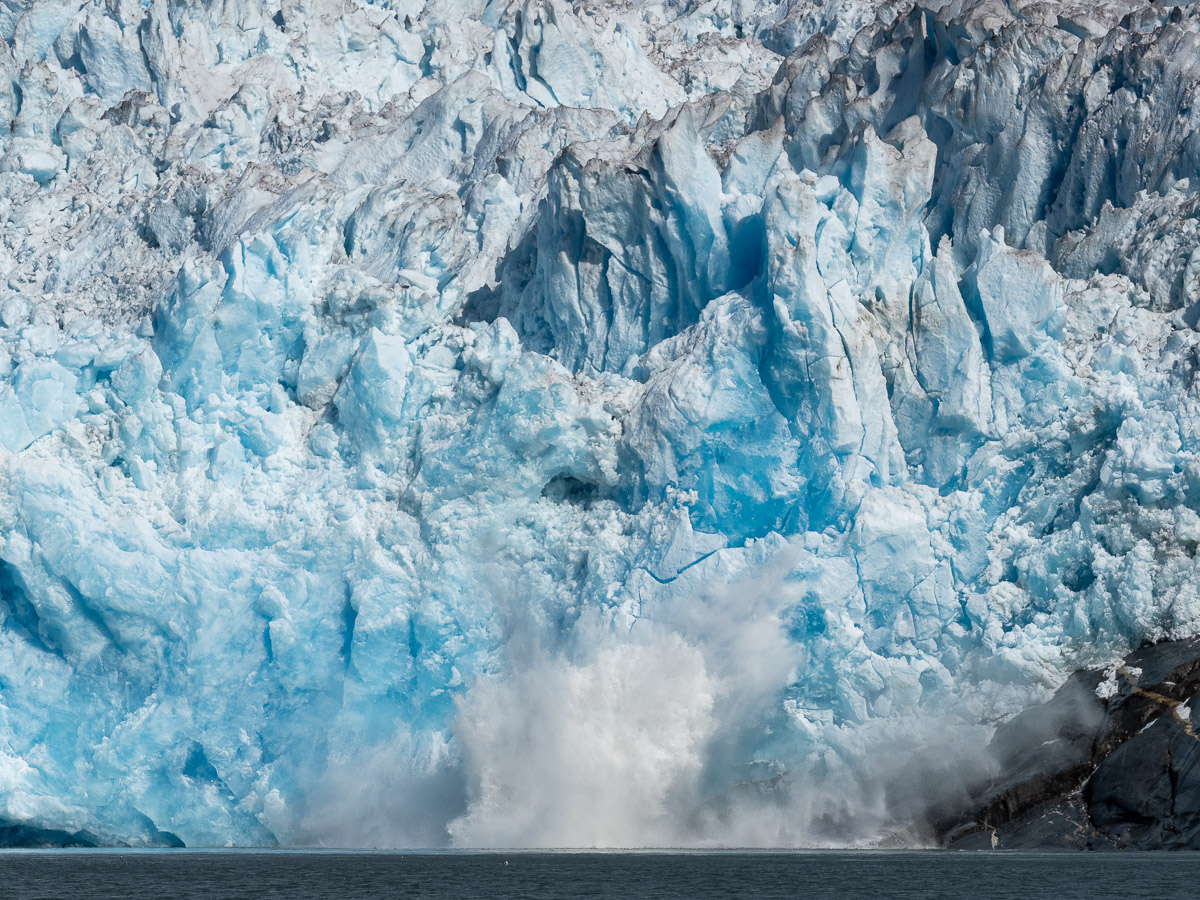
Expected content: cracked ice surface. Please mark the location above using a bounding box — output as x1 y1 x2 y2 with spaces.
0 0 1199 847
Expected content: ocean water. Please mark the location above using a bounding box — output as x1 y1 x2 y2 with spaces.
2 850 1200 899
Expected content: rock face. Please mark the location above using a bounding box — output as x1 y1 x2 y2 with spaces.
937 638 1200 850
0 0 1199 848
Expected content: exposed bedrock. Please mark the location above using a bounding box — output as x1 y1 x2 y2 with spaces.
934 638 1200 850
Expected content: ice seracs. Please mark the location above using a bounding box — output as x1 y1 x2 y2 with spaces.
0 0 1197 849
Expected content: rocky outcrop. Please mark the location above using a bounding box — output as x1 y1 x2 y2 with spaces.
934 638 1200 849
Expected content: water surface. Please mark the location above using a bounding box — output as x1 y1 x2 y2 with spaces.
2 849 1198 899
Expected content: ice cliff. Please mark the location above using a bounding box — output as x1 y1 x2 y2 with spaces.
0 0 1198 848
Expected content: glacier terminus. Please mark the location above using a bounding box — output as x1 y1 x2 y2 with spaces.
0 0 1198 848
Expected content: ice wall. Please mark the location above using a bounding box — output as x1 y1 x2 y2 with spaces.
0 0 1198 847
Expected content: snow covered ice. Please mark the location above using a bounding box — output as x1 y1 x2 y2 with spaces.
0 0 1199 848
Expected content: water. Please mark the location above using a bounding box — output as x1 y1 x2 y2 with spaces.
2 850 1200 899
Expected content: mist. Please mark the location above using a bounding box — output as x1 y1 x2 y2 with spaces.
282 550 1008 849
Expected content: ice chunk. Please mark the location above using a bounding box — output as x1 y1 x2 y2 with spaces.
973 227 1063 360
0 360 78 452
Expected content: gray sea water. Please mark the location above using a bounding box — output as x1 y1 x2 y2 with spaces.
2 850 1200 899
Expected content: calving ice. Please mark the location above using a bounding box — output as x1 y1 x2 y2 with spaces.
0 0 1196 849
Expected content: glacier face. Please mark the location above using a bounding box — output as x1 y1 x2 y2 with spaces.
0 0 1198 847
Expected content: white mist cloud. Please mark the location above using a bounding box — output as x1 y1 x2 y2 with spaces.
447 550 814 848
280 543 1009 850
291 735 467 849
449 635 717 848
441 545 1005 850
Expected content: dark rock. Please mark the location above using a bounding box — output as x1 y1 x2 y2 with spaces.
1086 709 1200 848
932 669 1106 846
950 798 1112 851
933 636 1200 849
1090 637 1200 763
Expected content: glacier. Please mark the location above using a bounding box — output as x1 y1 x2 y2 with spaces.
0 0 1198 848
